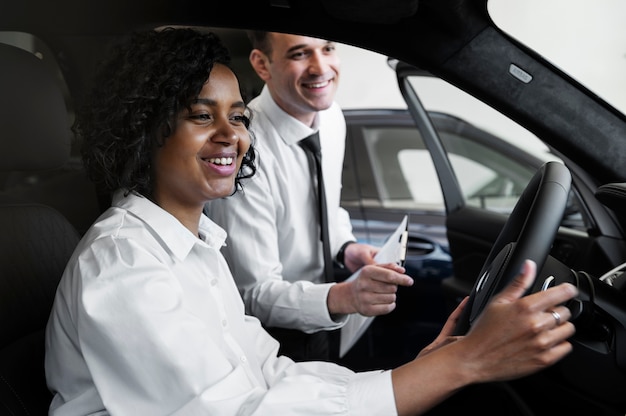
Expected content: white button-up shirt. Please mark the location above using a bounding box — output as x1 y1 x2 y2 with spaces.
206 86 355 332
45 191 396 415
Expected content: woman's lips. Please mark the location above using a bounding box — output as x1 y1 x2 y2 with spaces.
202 156 237 176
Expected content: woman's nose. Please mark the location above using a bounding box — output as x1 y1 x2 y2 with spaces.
212 120 238 144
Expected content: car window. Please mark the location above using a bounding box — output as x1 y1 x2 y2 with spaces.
336 43 566 216
489 0 626 118
335 39 588 231
361 124 442 210
400 74 587 230
406 75 556 165
350 110 543 215
439 131 536 213
398 149 442 208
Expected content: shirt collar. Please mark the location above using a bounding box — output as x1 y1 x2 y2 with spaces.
257 85 320 146
112 190 227 261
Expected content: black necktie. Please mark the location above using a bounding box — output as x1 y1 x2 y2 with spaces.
299 132 334 283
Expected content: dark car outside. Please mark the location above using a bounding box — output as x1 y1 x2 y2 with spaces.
338 107 552 368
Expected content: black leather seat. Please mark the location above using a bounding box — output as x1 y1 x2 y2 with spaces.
0 43 80 415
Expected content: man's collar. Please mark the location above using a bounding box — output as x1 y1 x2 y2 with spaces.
257 85 319 146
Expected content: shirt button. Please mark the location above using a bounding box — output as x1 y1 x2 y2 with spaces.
221 319 228 327
210 279 218 286
240 355 247 363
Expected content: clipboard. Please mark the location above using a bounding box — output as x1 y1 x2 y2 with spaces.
339 215 409 357
398 222 409 267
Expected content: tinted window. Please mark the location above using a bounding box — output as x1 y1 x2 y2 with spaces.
362 125 442 210
439 130 536 213
346 111 541 215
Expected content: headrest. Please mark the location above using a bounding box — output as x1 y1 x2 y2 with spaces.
0 43 70 171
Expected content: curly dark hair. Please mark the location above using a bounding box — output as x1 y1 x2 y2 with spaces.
76 27 256 197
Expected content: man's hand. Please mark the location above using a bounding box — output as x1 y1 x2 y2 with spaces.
342 242 379 272
327 263 413 316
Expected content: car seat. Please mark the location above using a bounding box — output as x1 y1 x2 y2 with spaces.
0 43 80 415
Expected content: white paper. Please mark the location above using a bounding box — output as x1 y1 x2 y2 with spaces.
339 215 409 357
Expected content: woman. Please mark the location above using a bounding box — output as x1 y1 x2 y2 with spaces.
45 27 578 415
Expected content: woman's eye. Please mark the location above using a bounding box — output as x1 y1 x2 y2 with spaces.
233 115 250 128
190 113 211 121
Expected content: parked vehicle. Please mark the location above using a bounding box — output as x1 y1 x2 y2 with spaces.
340 107 562 368
2 0 626 415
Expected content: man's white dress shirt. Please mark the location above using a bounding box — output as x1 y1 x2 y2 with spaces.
44 191 396 415
206 86 355 332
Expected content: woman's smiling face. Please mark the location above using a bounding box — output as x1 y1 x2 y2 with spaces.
152 63 251 212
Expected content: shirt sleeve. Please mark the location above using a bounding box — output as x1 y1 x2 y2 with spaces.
62 236 396 415
207 170 347 333
333 205 357 256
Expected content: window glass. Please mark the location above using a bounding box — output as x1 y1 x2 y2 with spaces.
361 125 434 209
405 74 564 215
396 126 537 214
357 113 538 214
337 44 584 229
407 75 556 164
488 0 626 116
335 39 563 215
335 44 405 109
398 150 443 207
332 36 585 229
443 137 535 214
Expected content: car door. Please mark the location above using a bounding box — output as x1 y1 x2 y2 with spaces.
392 61 592 311
338 88 564 367
340 109 452 370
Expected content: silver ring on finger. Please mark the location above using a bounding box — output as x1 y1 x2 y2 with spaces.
550 309 562 326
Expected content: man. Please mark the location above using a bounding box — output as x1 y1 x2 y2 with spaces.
206 31 413 361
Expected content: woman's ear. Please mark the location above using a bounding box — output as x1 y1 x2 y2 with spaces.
249 49 271 82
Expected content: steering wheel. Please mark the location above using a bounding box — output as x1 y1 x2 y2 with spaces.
453 161 572 335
